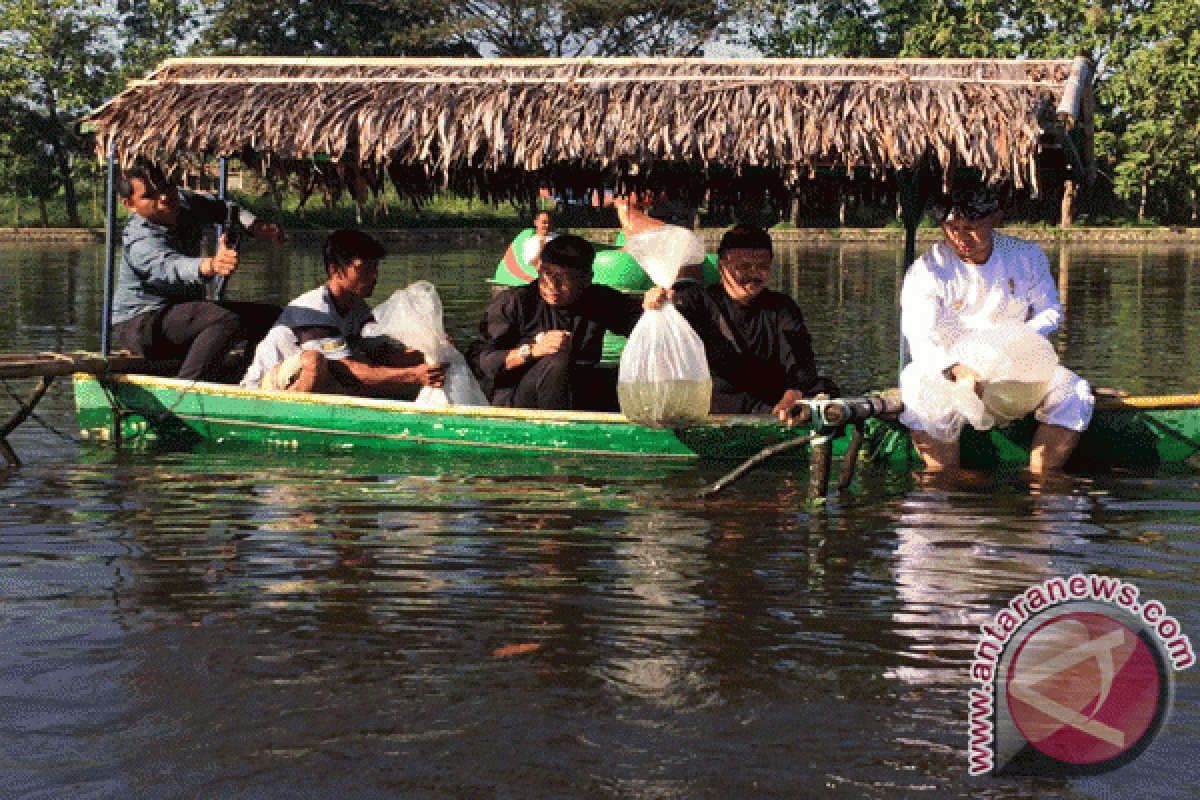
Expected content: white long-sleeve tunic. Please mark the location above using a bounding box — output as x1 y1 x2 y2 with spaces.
901 232 1062 373
899 232 1092 435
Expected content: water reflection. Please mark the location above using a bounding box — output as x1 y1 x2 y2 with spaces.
2 238 1200 797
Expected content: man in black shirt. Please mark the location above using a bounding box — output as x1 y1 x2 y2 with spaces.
649 225 840 418
470 235 644 411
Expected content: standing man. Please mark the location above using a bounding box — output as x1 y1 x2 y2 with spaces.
652 225 840 420
470 234 644 411
899 177 1094 472
242 229 446 396
112 163 284 381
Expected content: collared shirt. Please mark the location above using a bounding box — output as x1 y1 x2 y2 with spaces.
901 232 1063 373
112 189 256 324
242 286 374 388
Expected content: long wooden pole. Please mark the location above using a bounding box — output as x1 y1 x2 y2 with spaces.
0 353 154 380
895 161 930 373
101 140 119 356
155 55 1082 70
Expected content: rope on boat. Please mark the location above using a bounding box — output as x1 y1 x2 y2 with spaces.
0 379 80 446
0 351 182 464
699 432 817 497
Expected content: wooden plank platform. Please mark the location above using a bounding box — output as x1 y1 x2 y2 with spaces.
0 352 154 381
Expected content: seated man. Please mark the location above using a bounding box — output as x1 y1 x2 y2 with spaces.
522 210 558 267
647 225 840 421
112 162 284 381
470 234 644 411
899 177 1094 472
242 229 446 396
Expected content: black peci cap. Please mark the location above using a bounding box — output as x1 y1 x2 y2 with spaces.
540 234 595 274
927 172 1007 223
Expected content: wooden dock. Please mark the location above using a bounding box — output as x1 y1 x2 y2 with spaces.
0 352 154 466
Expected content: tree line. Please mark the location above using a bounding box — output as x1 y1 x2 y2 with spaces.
1 0 1197 227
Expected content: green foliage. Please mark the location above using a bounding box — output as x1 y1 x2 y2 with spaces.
118 0 209 79
204 0 464 56
1100 0 1200 221
746 1 883 57
550 0 748 57
0 0 120 226
746 0 1200 224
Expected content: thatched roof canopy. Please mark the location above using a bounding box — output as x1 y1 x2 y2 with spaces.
87 56 1092 203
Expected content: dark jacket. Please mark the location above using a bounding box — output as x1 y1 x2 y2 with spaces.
673 283 839 414
470 282 642 396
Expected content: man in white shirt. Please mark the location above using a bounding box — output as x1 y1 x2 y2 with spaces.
242 229 446 396
521 210 558 267
899 180 1094 472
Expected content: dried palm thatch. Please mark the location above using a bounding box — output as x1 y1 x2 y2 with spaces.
87 57 1092 205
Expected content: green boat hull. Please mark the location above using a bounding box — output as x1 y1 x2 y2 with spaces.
72 375 1200 473
72 374 874 463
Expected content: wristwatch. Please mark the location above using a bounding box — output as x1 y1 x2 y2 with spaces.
518 343 533 362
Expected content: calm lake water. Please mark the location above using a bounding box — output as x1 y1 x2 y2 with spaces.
1 233 1198 798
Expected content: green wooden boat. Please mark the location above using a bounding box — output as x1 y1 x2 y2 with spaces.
71 373 871 463
71 374 1200 473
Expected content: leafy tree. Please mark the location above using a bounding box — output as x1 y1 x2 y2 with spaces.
562 0 746 57
0 103 64 226
118 0 211 79
1102 0 1200 221
747 0 916 58
0 0 118 227
204 0 465 56
896 0 1010 57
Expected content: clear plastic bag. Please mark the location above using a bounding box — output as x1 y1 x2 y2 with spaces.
899 362 987 442
622 225 707 288
950 322 1059 426
371 282 489 407
618 226 712 427
900 322 1060 441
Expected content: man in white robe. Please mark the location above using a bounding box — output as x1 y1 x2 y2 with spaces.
899 181 1094 472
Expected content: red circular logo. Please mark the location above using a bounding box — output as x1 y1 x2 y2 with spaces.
1005 611 1164 766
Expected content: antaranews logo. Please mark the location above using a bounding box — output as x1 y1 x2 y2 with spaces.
968 574 1194 777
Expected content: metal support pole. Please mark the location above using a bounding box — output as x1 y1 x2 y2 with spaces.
214 157 230 301
101 140 120 356
837 423 866 491
895 161 931 373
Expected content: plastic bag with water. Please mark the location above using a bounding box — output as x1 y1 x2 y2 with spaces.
900 321 1060 441
371 282 489 407
617 226 712 427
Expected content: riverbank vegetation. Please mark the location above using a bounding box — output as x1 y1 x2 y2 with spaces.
2 0 1197 229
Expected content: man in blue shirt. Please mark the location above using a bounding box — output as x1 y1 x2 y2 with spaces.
112 163 283 381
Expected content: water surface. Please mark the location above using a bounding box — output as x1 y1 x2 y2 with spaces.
1 235 1198 798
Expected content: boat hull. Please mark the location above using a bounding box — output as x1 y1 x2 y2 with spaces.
72 374 860 462
72 375 1200 473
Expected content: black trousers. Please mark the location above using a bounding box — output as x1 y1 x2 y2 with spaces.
491 351 619 412
114 301 280 381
